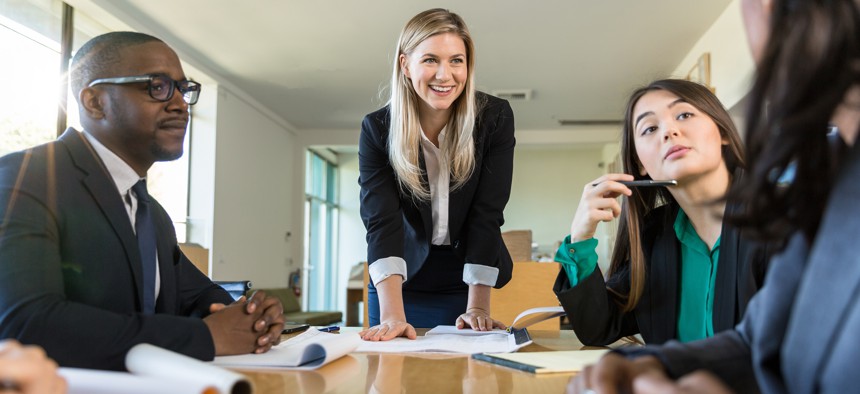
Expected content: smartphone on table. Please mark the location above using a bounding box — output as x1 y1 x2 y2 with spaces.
282 323 310 334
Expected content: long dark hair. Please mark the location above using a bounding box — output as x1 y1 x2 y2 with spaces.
609 79 745 311
728 0 860 246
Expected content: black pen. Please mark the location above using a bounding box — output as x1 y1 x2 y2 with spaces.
592 180 677 187
282 323 310 334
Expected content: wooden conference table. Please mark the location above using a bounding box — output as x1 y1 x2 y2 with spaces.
234 328 614 394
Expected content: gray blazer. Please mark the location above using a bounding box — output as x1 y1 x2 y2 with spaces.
625 140 860 393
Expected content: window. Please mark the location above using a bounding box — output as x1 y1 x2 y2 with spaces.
0 0 191 241
304 150 339 311
148 122 191 242
0 0 63 157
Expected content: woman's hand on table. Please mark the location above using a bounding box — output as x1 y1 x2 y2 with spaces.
456 308 506 331
359 320 417 341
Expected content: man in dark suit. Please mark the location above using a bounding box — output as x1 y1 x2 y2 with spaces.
0 31 284 370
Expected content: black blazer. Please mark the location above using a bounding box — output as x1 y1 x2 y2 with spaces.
623 140 860 394
359 92 515 288
0 129 233 370
553 203 770 346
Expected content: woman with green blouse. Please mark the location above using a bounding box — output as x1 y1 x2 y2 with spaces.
553 79 770 345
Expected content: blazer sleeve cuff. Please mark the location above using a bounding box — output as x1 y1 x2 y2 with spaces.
554 235 599 286
369 257 407 285
463 263 499 286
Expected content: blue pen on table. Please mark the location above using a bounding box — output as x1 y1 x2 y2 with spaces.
318 325 340 333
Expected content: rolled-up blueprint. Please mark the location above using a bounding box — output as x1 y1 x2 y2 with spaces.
126 343 252 394
60 367 217 394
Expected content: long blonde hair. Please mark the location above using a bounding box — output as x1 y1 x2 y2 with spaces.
388 8 478 200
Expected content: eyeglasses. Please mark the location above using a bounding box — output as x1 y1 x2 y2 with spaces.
88 74 201 105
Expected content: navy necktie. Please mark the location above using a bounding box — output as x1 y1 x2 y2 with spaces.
132 180 157 314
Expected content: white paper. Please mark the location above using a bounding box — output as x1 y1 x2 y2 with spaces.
126 343 250 394
425 326 508 336
60 367 215 394
212 329 361 370
355 333 530 354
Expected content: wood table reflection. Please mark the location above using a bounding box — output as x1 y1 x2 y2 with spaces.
235 328 602 394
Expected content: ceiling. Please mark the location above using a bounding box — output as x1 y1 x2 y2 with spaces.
84 0 734 134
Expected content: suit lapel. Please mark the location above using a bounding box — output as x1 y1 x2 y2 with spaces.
152 206 176 313
782 143 860 393
644 214 679 343
712 204 740 331
59 129 146 310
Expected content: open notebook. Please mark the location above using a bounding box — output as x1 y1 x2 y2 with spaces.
362 306 567 354
213 329 360 370
425 306 566 336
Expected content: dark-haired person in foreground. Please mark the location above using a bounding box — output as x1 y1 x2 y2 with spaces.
0 31 284 370
572 0 860 393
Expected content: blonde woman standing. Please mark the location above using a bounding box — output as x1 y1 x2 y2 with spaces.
359 8 515 341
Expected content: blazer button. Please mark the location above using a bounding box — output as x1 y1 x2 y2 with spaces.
453 240 460 249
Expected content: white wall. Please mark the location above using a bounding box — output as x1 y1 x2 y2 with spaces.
672 0 754 109
207 86 301 288
503 147 608 261
186 82 218 254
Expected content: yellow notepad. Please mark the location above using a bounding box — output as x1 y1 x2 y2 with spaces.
472 350 609 374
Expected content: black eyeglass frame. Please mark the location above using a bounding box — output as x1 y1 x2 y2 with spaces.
87 73 201 105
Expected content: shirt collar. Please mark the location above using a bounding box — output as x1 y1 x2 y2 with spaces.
419 125 448 149
673 208 721 254
82 131 143 195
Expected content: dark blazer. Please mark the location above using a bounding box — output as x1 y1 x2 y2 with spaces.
359 92 515 288
554 203 770 346
625 141 860 394
0 129 233 370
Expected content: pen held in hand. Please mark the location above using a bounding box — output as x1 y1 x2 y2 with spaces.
591 179 677 187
